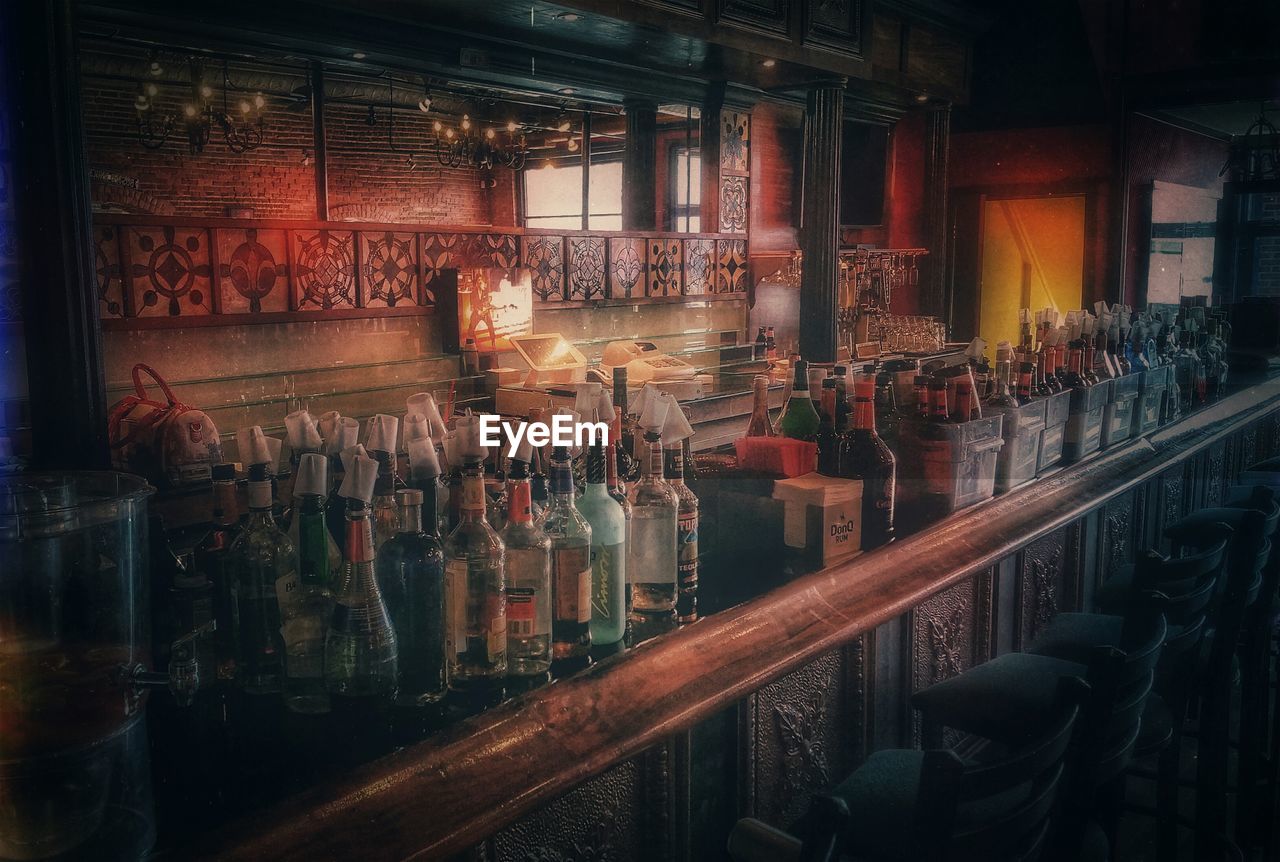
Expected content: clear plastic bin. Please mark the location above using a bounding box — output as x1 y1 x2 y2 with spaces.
1037 390 1072 475
1101 373 1141 448
1063 380 1112 463
1133 366 1170 437
987 398 1046 494
897 415 1004 525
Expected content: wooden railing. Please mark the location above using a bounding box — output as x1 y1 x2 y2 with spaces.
187 378 1280 862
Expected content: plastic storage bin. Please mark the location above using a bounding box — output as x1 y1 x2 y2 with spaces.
987 398 1046 494
1100 372 1141 448
1132 366 1169 438
897 414 1004 526
1062 380 1112 463
1037 389 1072 475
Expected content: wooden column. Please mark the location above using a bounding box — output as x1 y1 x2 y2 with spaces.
5 0 108 468
579 110 592 230
922 105 951 321
799 80 846 362
310 60 328 220
622 97 658 231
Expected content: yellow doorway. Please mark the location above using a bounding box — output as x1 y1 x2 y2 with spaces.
978 195 1086 347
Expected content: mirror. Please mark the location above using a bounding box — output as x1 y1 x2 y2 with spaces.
1145 180 1220 306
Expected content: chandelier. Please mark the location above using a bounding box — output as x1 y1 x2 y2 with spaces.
428 114 529 170
135 56 266 154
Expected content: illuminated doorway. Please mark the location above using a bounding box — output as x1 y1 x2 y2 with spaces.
975 195 1086 348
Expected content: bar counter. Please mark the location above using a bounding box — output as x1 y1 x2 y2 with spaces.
172 375 1280 862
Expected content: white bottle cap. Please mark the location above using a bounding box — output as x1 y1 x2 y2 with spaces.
510 423 534 464
366 413 399 454
638 391 670 434
573 381 602 418
659 393 694 445
403 412 430 448
264 436 284 476
407 392 448 440
236 425 272 467
442 431 459 467
285 410 322 452
295 452 328 496
454 414 487 462
408 436 442 480
338 454 378 503
316 410 342 442
324 417 359 456
596 389 614 424
339 443 368 475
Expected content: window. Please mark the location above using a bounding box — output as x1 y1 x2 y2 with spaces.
669 146 701 232
522 160 623 230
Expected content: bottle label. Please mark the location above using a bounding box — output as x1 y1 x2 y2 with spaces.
460 474 486 513
677 511 698 619
274 568 301 617
591 543 623 621
345 519 375 564
445 560 469 656
486 592 507 661
553 546 592 624
506 586 544 637
280 616 324 679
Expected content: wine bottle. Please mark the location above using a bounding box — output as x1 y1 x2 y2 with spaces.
816 379 841 477
283 454 337 714
664 441 699 624
627 429 679 619
776 359 821 441
745 376 775 438
195 463 240 683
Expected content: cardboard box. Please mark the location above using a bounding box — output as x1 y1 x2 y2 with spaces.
772 473 863 565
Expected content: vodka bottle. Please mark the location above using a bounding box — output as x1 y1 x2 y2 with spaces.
195 463 240 683
627 431 679 618
500 458 552 676
665 442 700 624
580 440 627 646
443 461 507 687
839 379 896 550
542 448 592 660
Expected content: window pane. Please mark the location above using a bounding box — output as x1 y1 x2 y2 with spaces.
588 161 623 218
674 150 701 207
588 215 623 230
524 165 584 219
525 216 585 230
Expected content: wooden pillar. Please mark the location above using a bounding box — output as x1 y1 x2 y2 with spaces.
799 80 846 362
622 97 658 231
310 60 328 220
4 0 108 468
580 110 592 230
922 105 951 322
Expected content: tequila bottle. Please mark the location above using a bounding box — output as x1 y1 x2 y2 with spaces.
444 461 507 687
542 448 592 660
579 440 627 646
500 458 552 676
665 442 699 624
627 431 679 618
229 465 293 694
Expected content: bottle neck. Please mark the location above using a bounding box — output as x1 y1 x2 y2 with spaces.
1068 348 1084 375
586 444 607 488
398 502 423 534
213 480 239 526
642 434 665 480
297 492 325 517
852 396 876 432
819 388 836 427
343 506 375 563
506 475 533 524
459 465 488 523
792 363 808 394
247 480 272 515
663 444 686 485
548 455 575 504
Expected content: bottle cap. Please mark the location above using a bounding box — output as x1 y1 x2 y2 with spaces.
453 414 487 462
408 436 442 480
403 412 430 447
822 378 837 389
264 436 284 475
295 452 328 496
236 426 272 468
406 392 448 440
510 423 535 464
596 388 614 425
638 390 670 434
659 393 693 445
573 381 603 418
212 463 236 481
324 417 359 456
338 454 378 503
285 410 322 452
396 488 424 506
339 443 368 475
365 413 399 454
316 410 342 442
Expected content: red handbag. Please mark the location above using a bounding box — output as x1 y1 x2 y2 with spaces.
107 364 223 488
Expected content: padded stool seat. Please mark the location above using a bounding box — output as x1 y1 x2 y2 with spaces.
1134 693 1175 757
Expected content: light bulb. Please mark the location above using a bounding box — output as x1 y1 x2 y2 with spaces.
199 84 213 99
135 94 150 111
253 93 265 109
418 95 432 113
507 120 518 132
543 160 555 170
557 118 571 132
485 128 496 139
238 99 251 114
433 119 443 133
445 128 455 139
183 103 197 117
148 60 163 76
567 137 579 152
145 83 158 97
461 114 471 131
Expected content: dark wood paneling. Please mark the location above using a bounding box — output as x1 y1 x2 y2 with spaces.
716 0 792 37
803 0 865 58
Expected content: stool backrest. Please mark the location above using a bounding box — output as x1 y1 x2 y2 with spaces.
1134 524 1232 589
913 677 1087 861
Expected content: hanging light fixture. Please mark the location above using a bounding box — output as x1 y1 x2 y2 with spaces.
134 55 266 154
428 99 528 170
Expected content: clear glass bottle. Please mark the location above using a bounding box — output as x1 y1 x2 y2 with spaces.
627 431 679 619
838 379 897 550
745 376 775 438
370 449 401 555
580 441 627 646
376 488 446 705
195 463 240 683
324 498 398 707
665 442 699 625
229 465 293 695
775 359 821 441
282 459 338 714
542 448 592 661
500 459 552 676
444 461 507 687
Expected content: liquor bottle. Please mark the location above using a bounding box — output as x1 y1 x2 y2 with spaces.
1081 339 1101 386
325 477 398 708
443 460 507 687
283 453 338 714
663 440 699 624
1033 350 1052 396
873 371 901 447
486 454 509 532
926 378 950 422
832 365 852 432
370 449 401 555
500 455 552 676
745 376 775 438
816 379 842 477
754 326 768 360
985 361 1021 409
1015 361 1035 405
195 463 241 683
168 554 215 695
627 428 679 618
530 450 550 521
839 378 896 550
375 488 446 704
1064 340 1089 389
613 367 637 483
579 440 627 646
776 359 821 441
765 326 777 362
954 379 980 422
542 448 592 661
229 464 294 695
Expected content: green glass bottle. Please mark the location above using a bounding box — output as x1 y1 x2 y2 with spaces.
579 440 627 646
776 359 821 441
542 448 592 661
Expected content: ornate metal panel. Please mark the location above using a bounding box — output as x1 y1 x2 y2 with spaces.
1099 492 1135 586
608 237 646 299
1242 427 1259 473
741 649 854 827
358 231 418 308
720 112 750 174
717 0 791 36
292 229 355 310
647 238 683 297
683 238 715 295
469 232 519 269
716 239 748 294
803 0 864 58
127 225 214 317
485 755 664 862
719 176 748 234
909 573 993 746
568 236 607 300
1015 529 1069 648
93 224 125 318
1160 465 1187 537
1204 443 1227 509
421 232 463 305
216 228 289 314
523 235 566 302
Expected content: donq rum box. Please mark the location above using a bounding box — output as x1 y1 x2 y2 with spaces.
772 474 863 566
